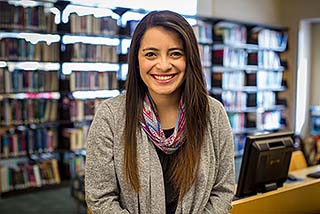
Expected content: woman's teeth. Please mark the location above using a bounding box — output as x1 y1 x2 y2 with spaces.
154 75 174 80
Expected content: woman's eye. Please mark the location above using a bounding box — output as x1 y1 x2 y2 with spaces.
145 52 156 58
171 51 183 58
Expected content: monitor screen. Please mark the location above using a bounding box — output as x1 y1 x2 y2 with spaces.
235 131 294 199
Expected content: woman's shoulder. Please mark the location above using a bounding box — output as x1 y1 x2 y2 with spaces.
207 95 225 111
96 93 126 115
100 93 126 108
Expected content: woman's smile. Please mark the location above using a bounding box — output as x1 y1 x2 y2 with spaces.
152 73 177 82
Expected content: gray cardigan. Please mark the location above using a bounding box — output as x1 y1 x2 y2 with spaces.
85 93 235 214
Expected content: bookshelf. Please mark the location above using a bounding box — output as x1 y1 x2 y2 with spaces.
209 21 289 158
0 0 62 197
56 2 123 182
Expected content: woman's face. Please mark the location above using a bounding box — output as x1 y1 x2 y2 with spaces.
138 26 186 99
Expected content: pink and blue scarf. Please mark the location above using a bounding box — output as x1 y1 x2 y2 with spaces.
140 94 186 154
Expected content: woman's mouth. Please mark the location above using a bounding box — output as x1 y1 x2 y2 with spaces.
152 74 175 81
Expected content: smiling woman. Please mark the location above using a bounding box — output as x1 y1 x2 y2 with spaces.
85 10 235 214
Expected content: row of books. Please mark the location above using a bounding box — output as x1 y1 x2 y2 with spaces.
217 70 283 89
214 22 287 50
193 20 213 44
0 99 58 126
67 153 86 202
234 135 246 156
0 127 58 158
69 71 118 91
257 110 282 130
0 68 59 93
213 48 247 67
69 43 118 63
251 28 288 50
228 110 282 132
0 1 56 32
0 38 59 62
70 169 85 204
68 99 103 122
257 50 281 69
228 112 246 132
222 91 248 109
213 47 281 69
62 125 90 151
256 91 277 109
70 13 119 36
221 91 279 110
199 44 212 67
214 22 247 45
0 159 60 193
69 154 86 177
256 70 283 89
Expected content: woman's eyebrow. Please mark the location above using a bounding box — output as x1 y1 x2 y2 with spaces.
141 47 183 52
142 47 158 52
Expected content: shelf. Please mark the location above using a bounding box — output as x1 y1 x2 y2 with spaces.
0 31 60 44
212 65 285 72
62 34 120 45
225 105 286 113
232 126 285 135
62 62 120 75
0 61 60 71
71 89 120 99
0 121 60 129
211 86 286 93
213 43 286 52
0 92 60 100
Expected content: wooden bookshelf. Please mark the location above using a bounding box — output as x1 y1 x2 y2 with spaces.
0 0 62 196
56 1 123 182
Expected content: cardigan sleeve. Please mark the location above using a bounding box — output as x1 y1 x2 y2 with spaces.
203 101 235 214
85 100 129 214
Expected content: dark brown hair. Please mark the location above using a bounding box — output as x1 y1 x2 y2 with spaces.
124 10 209 199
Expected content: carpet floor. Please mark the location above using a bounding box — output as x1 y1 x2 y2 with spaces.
0 186 86 214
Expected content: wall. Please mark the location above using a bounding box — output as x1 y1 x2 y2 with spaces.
197 0 320 133
280 0 320 136
310 23 320 106
198 0 282 25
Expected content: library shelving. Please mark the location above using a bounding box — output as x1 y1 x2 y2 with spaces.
0 0 62 197
209 20 289 157
55 1 124 183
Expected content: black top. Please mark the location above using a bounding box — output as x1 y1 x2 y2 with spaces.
155 128 179 214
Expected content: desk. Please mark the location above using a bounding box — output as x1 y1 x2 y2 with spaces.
231 165 320 214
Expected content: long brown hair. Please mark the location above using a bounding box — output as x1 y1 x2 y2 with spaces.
124 10 209 199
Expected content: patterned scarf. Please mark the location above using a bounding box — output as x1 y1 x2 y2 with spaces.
140 94 186 154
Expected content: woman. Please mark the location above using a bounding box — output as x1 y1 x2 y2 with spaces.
85 10 235 214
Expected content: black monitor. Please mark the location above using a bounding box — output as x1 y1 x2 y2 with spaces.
235 131 294 199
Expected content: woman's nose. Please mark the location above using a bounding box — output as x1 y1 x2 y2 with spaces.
155 57 173 71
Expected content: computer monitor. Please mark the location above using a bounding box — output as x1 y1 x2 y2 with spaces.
235 131 294 199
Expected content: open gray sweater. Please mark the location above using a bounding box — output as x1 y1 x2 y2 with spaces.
85 93 235 214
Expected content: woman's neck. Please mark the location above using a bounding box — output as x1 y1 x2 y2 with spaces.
149 93 181 130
